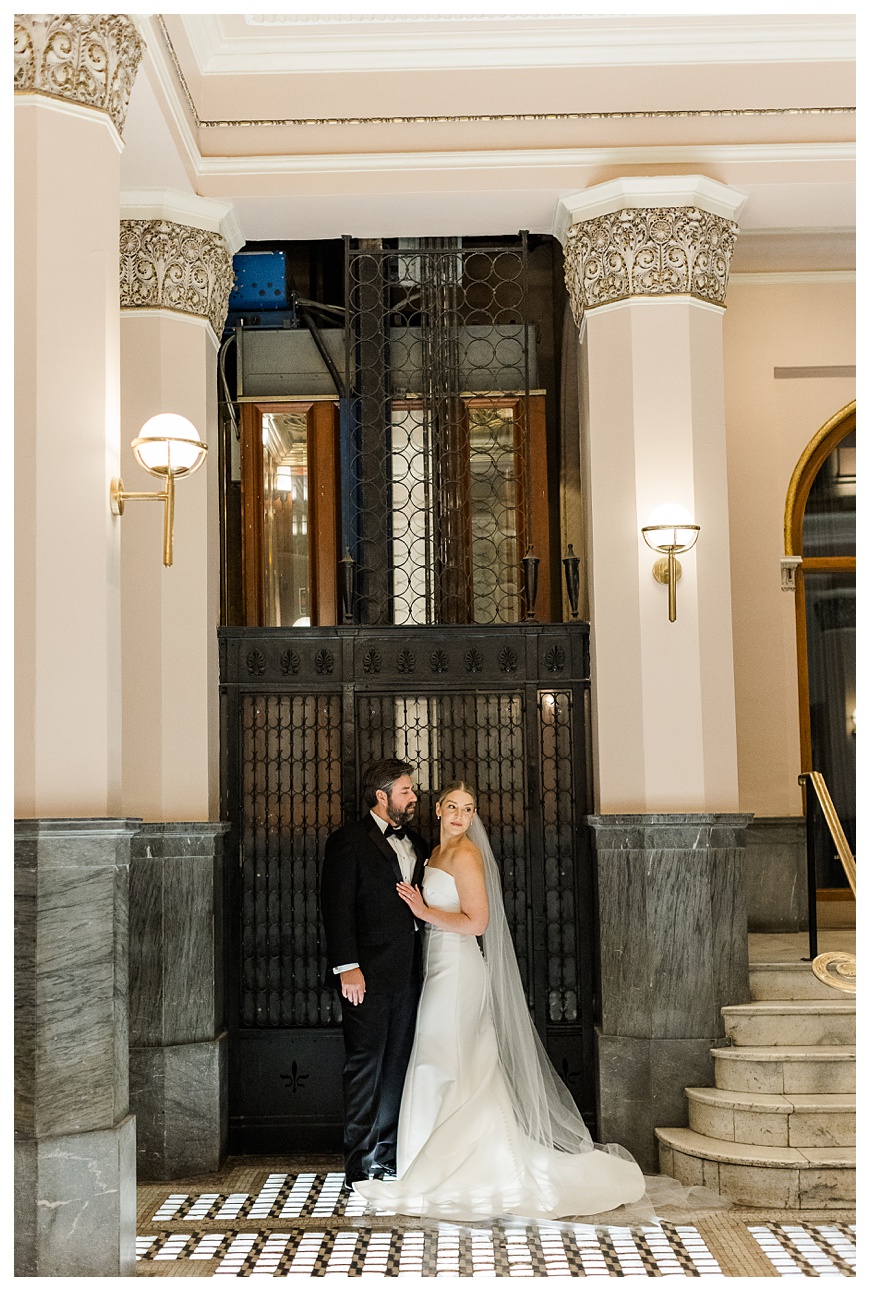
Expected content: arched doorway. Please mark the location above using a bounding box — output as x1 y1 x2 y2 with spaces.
785 400 856 891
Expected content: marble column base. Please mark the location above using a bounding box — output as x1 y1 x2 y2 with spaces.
131 1032 228 1180
15 818 138 1276
587 813 752 1172
596 1033 715 1174
15 1115 136 1277
744 817 808 932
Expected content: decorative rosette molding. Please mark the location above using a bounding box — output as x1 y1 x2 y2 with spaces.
14 13 142 136
563 205 738 325
119 220 235 338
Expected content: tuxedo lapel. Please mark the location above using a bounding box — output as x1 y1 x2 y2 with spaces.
410 836 427 888
364 814 403 884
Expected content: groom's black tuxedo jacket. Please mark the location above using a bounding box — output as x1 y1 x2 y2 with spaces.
320 815 428 995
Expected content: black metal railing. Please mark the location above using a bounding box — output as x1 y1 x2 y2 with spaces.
799 769 856 964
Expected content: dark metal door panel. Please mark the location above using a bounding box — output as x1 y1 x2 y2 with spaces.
220 623 594 1152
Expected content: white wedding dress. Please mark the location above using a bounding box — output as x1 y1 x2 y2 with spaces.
355 865 646 1221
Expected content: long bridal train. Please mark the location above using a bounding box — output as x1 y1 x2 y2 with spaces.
355 862 646 1221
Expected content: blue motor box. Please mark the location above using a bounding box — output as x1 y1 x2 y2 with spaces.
229 250 288 310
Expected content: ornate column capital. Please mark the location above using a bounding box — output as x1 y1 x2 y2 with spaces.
14 13 143 136
558 176 746 325
120 219 235 340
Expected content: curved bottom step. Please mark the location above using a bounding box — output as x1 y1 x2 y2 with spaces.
656 1127 854 1210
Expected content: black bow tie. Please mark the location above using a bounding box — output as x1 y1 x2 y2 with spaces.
384 824 407 840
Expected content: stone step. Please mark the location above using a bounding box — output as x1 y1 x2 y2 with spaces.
656 1127 855 1210
722 1000 855 1047
712 1045 855 1095
686 1087 854 1148
749 961 851 1001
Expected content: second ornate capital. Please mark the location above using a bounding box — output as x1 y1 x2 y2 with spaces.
563 206 739 325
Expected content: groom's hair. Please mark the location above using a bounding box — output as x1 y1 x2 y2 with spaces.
362 758 415 808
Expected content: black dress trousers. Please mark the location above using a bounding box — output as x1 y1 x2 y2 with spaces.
340 934 421 1182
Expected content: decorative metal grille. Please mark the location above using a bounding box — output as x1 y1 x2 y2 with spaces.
540 690 579 1024
343 237 534 627
240 694 343 1027
221 623 594 1149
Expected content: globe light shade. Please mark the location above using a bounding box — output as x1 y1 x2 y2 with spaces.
132 413 208 478
641 502 700 554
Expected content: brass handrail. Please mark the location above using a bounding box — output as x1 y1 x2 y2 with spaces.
799 771 856 894
798 770 856 993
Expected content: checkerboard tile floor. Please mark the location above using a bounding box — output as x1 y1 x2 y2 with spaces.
136 1167 856 1277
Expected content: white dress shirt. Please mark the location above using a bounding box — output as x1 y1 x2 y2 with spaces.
333 812 417 975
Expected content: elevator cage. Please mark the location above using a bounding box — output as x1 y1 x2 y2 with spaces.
227 235 557 631
342 236 538 627
220 622 595 1153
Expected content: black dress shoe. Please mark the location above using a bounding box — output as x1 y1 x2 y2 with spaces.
343 1173 367 1190
369 1165 397 1181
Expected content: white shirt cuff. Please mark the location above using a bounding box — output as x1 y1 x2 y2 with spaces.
333 962 359 974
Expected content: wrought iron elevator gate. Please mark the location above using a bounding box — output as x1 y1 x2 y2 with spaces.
220 622 594 1153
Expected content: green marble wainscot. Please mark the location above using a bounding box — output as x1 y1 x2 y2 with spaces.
14 817 141 1277
128 821 230 1180
587 813 753 1173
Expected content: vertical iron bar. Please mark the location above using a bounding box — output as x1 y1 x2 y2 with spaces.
341 237 353 569
355 239 391 624
805 786 819 961
521 231 533 617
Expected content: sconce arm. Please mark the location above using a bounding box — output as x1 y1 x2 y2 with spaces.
110 475 176 566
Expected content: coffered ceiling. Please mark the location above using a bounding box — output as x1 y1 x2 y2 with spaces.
120 12 855 268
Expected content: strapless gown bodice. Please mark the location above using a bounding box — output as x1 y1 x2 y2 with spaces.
354 865 645 1221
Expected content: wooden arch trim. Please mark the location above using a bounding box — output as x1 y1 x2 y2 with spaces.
784 398 856 776
783 399 856 556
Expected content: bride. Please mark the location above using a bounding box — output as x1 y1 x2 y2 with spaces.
354 781 647 1221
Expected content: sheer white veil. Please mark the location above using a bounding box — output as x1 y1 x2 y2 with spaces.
468 814 595 1154
467 813 730 1221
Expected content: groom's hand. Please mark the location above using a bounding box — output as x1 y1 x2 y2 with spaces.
340 967 366 1006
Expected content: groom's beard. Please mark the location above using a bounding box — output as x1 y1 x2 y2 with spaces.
386 799 416 829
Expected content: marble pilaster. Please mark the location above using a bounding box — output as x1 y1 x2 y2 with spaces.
119 194 241 825
588 813 752 1171
129 822 229 1178
744 817 808 932
556 177 746 816
14 818 140 1276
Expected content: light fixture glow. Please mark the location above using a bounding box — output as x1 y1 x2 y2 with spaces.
641 503 700 623
111 413 208 567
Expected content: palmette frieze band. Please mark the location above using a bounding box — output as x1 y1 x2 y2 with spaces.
563 206 739 324
14 13 142 135
120 220 235 338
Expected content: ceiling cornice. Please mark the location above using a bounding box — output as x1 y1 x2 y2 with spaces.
196 141 855 180
180 15 855 76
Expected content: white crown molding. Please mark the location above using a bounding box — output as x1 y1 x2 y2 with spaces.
120 189 244 253
121 307 220 352
197 141 854 181
554 176 748 243
13 91 123 152
181 15 855 75
728 271 856 285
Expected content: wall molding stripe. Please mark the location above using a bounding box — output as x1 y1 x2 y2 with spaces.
156 16 854 132
730 271 855 284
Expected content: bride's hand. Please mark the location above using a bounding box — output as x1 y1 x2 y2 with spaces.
397 881 429 920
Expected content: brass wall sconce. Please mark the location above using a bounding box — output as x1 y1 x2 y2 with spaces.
111 414 208 567
641 505 700 623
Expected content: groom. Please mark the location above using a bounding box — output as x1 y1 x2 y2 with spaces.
320 758 428 1187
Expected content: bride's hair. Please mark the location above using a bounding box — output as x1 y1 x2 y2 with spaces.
436 780 477 806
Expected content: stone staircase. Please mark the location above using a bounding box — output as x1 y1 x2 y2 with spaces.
655 949 855 1210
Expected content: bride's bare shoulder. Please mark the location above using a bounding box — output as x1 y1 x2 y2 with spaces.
455 836 484 870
